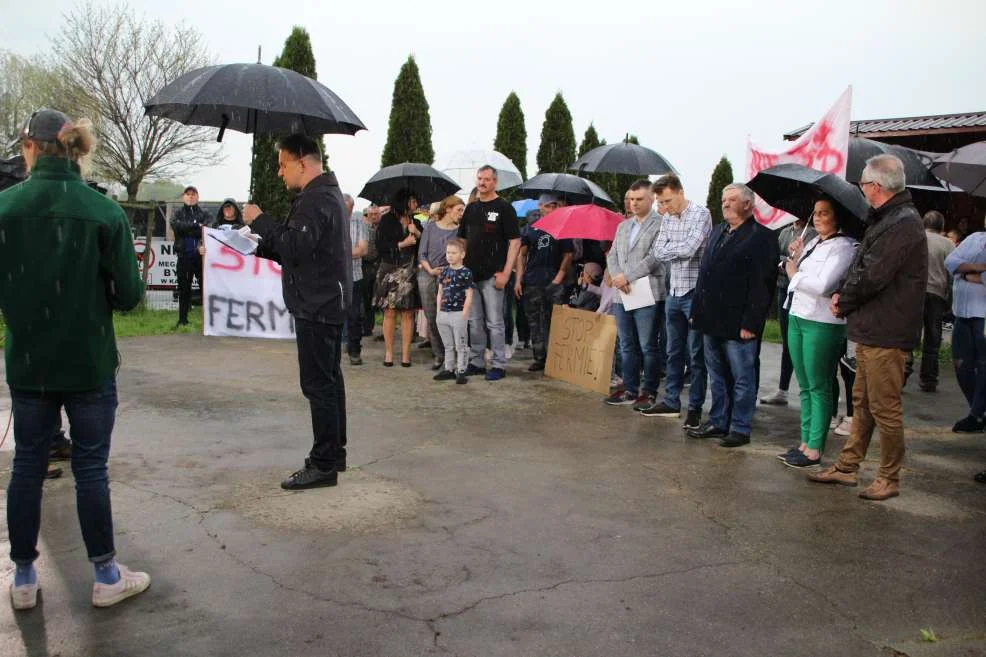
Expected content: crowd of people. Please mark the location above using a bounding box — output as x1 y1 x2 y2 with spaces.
2 105 984 614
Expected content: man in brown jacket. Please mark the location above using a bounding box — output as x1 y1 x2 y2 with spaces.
808 155 928 500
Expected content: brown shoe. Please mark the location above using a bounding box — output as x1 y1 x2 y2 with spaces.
806 466 858 487
858 478 899 501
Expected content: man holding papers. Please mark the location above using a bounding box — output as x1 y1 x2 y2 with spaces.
688 184 779 447
604 180 666 410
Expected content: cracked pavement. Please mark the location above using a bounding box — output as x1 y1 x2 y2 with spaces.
1 333 985 656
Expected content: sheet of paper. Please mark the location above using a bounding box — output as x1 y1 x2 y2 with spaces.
619 278 656 311
209 230 258 256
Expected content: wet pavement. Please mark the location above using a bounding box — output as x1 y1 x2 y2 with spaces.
1 332 984 656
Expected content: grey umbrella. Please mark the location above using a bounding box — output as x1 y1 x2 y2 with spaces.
932 142 986 197
358 163 461 206
517 173 615 207
144 63 366 139
570 142 676 176
847 138 943 188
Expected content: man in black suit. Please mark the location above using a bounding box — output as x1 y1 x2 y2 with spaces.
687 183 779 447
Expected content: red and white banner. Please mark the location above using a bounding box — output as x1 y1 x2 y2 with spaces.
746 87 852 229
201 227 294 339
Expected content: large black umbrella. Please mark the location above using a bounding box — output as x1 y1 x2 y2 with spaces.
570 142 676 176
847 138 943 188
932 142 986 197
358 163 460 205
517 173 614 207
144 63 366 140
748 164 869 237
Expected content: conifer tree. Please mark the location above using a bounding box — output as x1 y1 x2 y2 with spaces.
494 92 527 180
536 93 576 174
381 55 434 166
706 156 734 224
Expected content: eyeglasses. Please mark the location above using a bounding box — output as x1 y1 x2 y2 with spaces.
858 180 876 189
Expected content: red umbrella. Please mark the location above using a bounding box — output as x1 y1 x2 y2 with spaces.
531 204 625 242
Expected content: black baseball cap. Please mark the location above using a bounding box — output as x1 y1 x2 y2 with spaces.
183 185 198 194
7 108 71 150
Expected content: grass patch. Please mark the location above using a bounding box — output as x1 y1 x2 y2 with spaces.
0 309 201 349
762 319 781 344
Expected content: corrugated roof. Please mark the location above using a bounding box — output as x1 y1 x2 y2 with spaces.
784 111 986 139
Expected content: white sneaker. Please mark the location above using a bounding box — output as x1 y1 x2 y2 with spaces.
505 344 514 360
10 579 39 610
759 389 788 406
92 564 151 608
834 417 853 436
829 415 842 430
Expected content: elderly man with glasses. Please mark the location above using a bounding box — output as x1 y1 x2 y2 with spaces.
808 155 927 501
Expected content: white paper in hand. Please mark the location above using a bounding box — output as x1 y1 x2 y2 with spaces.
619 278 656 311
209 229 258 255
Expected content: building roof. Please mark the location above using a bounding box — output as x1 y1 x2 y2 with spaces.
784 111 986 140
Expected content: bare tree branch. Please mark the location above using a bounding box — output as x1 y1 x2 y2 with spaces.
50 2 223 198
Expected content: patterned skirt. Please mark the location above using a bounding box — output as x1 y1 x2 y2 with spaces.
373 261 420 310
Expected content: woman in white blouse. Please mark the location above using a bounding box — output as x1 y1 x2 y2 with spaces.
778 197 858 468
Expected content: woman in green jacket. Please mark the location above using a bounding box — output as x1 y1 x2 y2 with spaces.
0 108 150 610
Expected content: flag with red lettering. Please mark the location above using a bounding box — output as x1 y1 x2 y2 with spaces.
746 87 852 229
201 227 294 339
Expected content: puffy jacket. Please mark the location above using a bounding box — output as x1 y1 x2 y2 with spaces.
0 156 144 391
837 190 927 350
252 172 352 324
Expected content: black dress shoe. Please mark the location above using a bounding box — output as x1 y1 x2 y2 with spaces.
281 464 338 490
687 422 727 440
720 432 751 448
528 361 545 372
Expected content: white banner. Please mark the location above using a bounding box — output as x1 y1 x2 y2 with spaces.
201 227 294 339
134 238 180 289
746 87 852 229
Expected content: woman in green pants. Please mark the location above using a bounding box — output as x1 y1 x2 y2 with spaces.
778 198 858 468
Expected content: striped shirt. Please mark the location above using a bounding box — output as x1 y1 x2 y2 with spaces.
349 211 368 282
649 201 712 296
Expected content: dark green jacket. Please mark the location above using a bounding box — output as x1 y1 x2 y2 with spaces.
0 157 144 391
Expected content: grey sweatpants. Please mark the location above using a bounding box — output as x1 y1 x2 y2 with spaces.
437 310 469 373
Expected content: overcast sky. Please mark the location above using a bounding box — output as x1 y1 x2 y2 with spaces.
4 0 985 209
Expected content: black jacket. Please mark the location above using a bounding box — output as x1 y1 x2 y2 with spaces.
171 204 212 256
252 172 352 324
691 217 779 339
838 190 927 350
213 200 245 229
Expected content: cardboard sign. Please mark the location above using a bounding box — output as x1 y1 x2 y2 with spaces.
544 305 617 395
201 227 294 339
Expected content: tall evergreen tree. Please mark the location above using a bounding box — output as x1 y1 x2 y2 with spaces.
249 27 325 219
575 123 608 196
706 156 734 224
494 91 527 180
536 93 576 174
609 134 641 209
381 55 434 166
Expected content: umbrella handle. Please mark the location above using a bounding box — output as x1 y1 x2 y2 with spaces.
217 114 229 142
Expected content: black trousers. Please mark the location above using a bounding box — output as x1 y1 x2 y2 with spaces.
920 292 948 387
176 253 203 324
347 279 365 356
362 261 378 335
295 319 347 471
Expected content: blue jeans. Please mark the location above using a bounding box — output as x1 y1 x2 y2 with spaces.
664 291 707 411
614 302 663 396
952 316 986 417
468 278 507 369
7 378 118 565
704 335 758 436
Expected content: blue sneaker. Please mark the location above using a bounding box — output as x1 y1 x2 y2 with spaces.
484 368 506 381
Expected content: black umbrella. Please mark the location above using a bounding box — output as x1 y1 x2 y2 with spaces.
748 164 869 237
570 142 676 176
517 173 614 207
847 138 943 188
358 163 460 206
932 142 986 197
144 63 366 140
